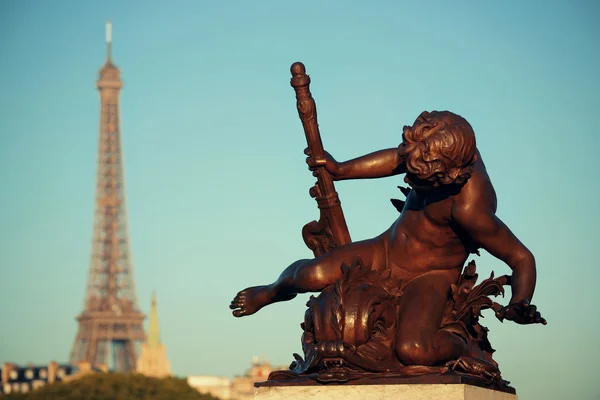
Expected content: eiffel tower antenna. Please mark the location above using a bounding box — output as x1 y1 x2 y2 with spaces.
106 20 112 61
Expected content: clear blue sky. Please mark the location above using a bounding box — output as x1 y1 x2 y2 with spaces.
1 1 598 399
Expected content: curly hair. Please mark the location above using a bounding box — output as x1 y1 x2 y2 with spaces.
398 111 477 187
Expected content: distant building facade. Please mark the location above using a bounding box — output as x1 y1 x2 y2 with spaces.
187 375 232 400
136 292 172 378
0 361 107 395
187 357 286 400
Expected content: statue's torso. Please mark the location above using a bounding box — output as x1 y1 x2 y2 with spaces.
385 153 495 283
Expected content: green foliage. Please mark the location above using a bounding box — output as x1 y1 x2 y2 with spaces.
4 373 220 400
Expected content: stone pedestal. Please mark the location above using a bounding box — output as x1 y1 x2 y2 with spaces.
255 384 518 399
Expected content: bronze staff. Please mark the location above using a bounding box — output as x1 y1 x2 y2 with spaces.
290 62 352 256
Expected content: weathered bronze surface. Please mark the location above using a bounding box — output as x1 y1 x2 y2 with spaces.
230 62 545 391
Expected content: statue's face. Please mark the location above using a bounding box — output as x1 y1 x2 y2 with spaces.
400 125 411 147
398 125 413 164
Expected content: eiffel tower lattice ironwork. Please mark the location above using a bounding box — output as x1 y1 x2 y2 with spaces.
69 21 146 372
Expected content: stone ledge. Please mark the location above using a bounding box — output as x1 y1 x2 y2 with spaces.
255 384 518 399
257 372 515 394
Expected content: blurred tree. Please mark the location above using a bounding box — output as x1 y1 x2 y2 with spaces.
4 373 220 400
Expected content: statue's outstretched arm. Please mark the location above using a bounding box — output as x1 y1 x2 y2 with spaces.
307 147 405 181
452 196 545 325
453 200 536 302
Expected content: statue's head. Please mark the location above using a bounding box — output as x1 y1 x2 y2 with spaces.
292 258 403 378
399 111 477 189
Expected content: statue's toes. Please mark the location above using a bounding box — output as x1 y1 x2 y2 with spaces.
229 297 244 309
233 292 247 302
233 308 249 317
229 291 247 306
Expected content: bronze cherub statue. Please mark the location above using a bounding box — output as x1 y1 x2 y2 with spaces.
230 62 545 391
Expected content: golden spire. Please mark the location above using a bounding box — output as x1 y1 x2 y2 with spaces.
147 291 160 348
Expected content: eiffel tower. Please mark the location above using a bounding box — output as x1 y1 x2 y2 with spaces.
69 21 146 372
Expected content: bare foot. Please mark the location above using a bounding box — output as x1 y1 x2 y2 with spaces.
229 285 296 317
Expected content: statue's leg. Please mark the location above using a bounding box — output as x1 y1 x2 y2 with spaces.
230 235 386 317
395 269 467 366
274 235 387 293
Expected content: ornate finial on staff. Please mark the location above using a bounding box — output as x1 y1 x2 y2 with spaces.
290 62 352 256
290 62 308 85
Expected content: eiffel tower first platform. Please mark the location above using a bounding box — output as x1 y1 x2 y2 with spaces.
69 21 146 372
